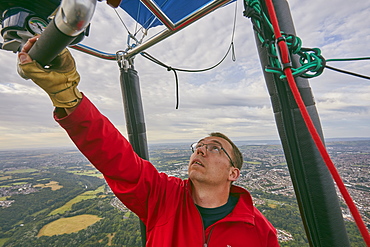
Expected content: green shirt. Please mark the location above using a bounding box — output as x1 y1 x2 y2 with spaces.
196 195 239 229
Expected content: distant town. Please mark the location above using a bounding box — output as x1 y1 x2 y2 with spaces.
0 139 369 246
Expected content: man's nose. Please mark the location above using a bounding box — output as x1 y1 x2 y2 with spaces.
196 145 206 155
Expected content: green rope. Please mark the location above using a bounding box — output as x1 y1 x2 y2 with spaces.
244 0 325 80
244 0 370 83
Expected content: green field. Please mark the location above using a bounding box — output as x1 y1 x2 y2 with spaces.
0 176 11 181
67 170 103 177
34 181 63 191
48 185 105 216
4 169 38 174
37 214 102 237
246 161 261 165
9 182 28 185
0 238 10 247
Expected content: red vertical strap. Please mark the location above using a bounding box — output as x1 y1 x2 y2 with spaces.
264 0 370 245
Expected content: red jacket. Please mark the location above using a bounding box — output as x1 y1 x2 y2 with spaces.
55 96 280 247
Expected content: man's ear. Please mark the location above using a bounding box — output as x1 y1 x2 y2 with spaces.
229 167 240 182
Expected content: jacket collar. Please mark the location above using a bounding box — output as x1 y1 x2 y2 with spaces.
227 184 256 226
186 180 256 226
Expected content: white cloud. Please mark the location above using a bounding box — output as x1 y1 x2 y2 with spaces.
1 0 370 149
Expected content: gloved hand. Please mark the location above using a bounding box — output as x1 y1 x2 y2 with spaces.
17 36 82 108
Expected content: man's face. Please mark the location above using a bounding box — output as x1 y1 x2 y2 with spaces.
188 136 239 186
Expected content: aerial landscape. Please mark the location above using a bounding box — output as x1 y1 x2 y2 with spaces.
0 139 368 246
0 0 369 246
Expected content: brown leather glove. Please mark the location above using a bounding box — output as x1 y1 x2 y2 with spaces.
18 41 82 108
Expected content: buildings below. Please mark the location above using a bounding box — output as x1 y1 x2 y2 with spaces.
0 140 369 243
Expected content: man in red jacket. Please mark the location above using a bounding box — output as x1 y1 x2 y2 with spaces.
18 37 279 247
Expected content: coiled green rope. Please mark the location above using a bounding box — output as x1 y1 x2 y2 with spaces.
244 0 370 81
244 0 325 80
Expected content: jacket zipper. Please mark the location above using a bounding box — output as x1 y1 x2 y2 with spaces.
202 220 207 247
203 226 214 247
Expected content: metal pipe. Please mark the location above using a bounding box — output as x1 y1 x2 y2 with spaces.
28 0 97 66
140 0 175 30
124 0 234 58
54 0 97 36
124 28 175 59
70 43 116 60
173 0 234 30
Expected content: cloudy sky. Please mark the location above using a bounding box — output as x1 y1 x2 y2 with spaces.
1 0 370 150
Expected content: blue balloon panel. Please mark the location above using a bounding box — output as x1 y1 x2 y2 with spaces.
119 0 235 29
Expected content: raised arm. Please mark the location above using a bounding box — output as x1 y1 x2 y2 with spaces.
16 37 178 224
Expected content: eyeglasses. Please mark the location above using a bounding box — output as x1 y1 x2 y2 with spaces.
190 142 235 167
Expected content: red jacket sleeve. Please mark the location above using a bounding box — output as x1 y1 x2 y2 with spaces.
54 95 178 223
